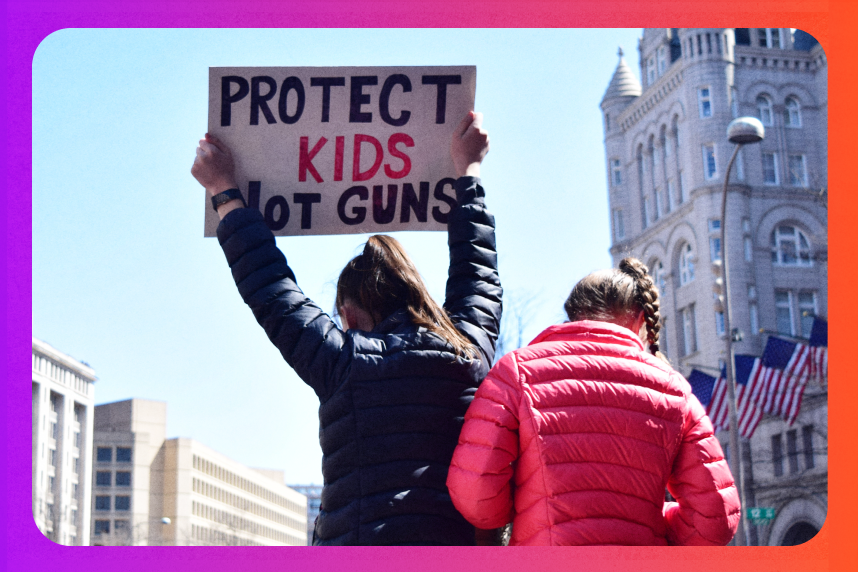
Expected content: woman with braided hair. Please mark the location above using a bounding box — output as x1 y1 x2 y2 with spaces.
447 257 740 546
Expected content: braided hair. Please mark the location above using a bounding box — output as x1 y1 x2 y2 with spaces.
564 257 666 362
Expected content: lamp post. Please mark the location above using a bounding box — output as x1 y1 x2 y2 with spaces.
720 116 764 546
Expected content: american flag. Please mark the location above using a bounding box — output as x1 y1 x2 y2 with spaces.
687 368 727 432
750 336 810 425
807 317 828 386
734 355 763 438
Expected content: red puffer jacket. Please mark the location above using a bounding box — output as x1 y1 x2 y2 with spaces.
447 320 740 546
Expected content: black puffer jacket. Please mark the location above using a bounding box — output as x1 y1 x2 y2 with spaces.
217 177 502 545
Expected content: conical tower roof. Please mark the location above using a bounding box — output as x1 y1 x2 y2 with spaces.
602 47 641 103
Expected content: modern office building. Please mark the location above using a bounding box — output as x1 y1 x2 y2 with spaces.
289 484 322 545
600 28 827 545
91 399 308 546
32 337 97 546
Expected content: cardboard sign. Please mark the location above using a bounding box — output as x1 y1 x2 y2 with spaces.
204 66 476 236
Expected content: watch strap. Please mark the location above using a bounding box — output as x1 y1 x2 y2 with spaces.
211 188 247 211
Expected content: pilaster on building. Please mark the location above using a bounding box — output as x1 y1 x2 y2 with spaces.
600 28 827 546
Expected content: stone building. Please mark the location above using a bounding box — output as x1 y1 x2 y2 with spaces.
91 399 308 546
32 337 97 546
600 28 827 545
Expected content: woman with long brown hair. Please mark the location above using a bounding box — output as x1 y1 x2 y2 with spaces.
192 111 501 545
447 258 740 546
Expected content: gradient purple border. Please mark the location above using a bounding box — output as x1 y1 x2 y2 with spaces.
4 1 851 571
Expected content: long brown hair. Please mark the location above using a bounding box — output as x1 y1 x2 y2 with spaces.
336 235 476 359
563 257 667 362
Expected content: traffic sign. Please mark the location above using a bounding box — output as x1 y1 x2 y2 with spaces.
746 507 776 523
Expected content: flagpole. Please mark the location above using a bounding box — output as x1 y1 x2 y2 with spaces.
720 117 765 547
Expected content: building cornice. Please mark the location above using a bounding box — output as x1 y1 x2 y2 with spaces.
617 67 684 132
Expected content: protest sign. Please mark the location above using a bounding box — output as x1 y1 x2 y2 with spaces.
204 66 476 236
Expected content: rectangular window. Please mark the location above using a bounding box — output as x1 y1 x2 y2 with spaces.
786 429 799 474
612 209 625 240
763 153 779 184
703 144 717 179
715 311 726 336
657 45 668 75
798 292 817 338
698 87 712 118
73 457 80 475
97 447 112 463
772 434 784 477
775 290 795 336
681 304 697 356
647 56 657 85
94 520 110 535
750 303 760 335
114 496 131 511
731 86 739 117
116 447 132 463
643 197 651 228
114 519 130 536
115 471 132 487
49 448 57 467
654 188 662 219
802 425 815 469
788 154 808 186
74 430 81 449
708 218 721 233
667 179 676 211
611 159 622 185
709 237 722 262
744 237 753 261
95 495 111 511
735 148 745 180
96 471 112 486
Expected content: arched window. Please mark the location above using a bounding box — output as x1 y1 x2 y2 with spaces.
651 259 667 295
784 96 802 127
757 95 773 126
679 243 695 285
771 225 812 266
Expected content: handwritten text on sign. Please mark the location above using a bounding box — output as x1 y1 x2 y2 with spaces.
204 66 476 236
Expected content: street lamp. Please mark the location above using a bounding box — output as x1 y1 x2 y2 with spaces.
720 116 764 546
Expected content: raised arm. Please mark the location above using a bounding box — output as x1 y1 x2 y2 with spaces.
444 112 503 369
192 134 347 401
664 390 741 545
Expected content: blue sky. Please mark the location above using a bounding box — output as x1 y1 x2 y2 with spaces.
32 28 642 485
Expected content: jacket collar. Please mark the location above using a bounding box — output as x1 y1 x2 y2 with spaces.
371 308 414 335
528 320 645 352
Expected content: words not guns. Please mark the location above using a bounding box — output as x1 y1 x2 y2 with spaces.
246 178 459 231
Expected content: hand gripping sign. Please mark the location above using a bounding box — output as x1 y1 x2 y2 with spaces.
204 66 476 236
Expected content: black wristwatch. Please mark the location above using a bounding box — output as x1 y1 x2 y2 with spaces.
211 188 247 211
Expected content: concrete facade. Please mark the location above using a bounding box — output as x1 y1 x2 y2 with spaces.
32 337 97 546
91 399 308 546
601 28 827 545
